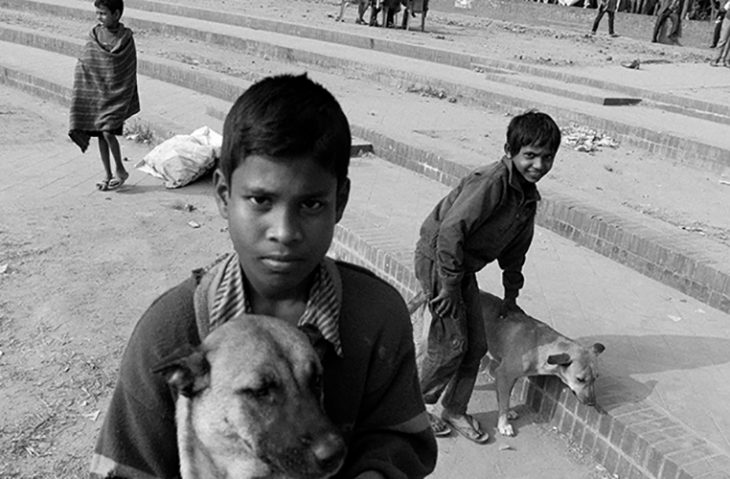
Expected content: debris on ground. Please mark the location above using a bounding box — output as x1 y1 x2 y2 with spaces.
0 263 8 274
562 123 619 153
187 220 201 229
621 58 641 69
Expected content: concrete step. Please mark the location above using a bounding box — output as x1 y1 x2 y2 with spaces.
2 23 728 317
125 0 730 126
3 0 730 175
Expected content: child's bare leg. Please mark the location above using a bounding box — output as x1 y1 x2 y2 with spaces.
103 132 128 178
103 132 129 187
98 135 113 181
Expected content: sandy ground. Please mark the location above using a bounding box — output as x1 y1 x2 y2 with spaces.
0 0 726 477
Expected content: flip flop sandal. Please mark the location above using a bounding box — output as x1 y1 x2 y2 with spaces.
108 170 130 190
442 414 489 444
427 412 452 437
96 179 112 191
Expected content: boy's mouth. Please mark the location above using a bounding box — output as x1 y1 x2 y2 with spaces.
261 255 303 272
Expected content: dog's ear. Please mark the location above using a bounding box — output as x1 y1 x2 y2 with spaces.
591 343 606 356
547 353 572 366
298 324 332 363
152 345 211 398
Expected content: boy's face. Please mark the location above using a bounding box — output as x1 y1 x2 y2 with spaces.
96 5 121 28
507 144 556 184
214 154 349 300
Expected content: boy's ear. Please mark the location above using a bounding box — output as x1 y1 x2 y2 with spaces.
504 142 512 158
335 178 350 223
213 169 230 220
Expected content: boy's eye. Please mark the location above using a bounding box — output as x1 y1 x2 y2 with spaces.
247 196 271 208
302 199 325 212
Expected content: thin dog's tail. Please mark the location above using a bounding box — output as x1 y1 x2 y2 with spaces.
407 290 429 315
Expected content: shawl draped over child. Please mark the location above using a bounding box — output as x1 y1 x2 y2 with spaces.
68 24 140 153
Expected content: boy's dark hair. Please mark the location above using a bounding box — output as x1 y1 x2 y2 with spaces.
94 0 124 15
219 74 351 186
505 110 561 156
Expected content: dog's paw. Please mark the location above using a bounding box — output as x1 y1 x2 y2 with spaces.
507 410 519 420
497 417 515 436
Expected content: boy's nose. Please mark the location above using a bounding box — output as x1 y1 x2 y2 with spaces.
268 208 303 244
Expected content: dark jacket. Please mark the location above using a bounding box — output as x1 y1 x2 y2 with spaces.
415 156 540 299
90 261 437 479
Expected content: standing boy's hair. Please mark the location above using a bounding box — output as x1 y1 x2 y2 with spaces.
94 0 124 14
219 74 352 186
505 110 561 156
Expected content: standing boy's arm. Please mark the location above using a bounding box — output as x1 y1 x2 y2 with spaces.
497 219 535 310
435 174 505 291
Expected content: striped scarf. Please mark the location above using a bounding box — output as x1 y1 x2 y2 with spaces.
205 253 343 357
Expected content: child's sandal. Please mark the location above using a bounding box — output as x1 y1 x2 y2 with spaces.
96 179 111 191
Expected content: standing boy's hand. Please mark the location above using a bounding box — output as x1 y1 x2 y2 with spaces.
430 287 462 319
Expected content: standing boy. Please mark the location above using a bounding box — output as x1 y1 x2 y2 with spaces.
652 0 684 44
590 0 619 37
711 0 730 66
414 111 561 443
89 74 436 479
69 0 139 191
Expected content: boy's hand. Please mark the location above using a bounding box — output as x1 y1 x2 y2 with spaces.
430 288 462 319
499 298 524 318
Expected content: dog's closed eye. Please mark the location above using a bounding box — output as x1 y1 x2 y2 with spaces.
237 380 278 402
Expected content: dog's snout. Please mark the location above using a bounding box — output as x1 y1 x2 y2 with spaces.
311 432 346 472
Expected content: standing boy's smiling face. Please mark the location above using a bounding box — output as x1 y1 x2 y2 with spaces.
214 154 349 300
508 144 555 184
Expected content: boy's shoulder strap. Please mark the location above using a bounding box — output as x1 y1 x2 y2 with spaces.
192 254 231 340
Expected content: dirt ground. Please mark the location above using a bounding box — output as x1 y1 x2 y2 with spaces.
0 0 727 477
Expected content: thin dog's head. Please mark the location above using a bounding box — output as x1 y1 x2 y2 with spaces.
546 342 605 406
155 315 346 479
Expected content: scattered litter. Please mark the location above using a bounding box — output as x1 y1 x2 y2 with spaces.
562 123 619 153
720 179 730 186
0 263 8 274
668 314 682 322
681 225 705 235
83 410 101 421
187 221 201 229
168 201 196 212
0 350 4 357
136 126 221 188
498 444 514 451
696 308 706 314
621 59 641 69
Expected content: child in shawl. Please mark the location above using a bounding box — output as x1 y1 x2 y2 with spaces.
69 0 139 191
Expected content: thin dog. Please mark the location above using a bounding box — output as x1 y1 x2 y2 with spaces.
480 291 605 436
154 315 346 479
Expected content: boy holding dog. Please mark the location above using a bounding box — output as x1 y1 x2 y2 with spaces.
414 110 561 443
90 74 436 479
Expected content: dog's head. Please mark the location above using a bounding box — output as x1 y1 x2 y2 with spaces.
155 315 346 479
546 342 605 406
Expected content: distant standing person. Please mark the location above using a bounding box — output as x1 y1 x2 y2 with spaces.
590 0 619 37
652 0 684 44
69 0 139 191
711 0 730 65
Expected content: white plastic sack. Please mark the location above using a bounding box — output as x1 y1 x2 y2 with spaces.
136 126 222 188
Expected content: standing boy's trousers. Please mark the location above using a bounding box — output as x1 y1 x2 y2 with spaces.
592 5 615 34
415 251 488 414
